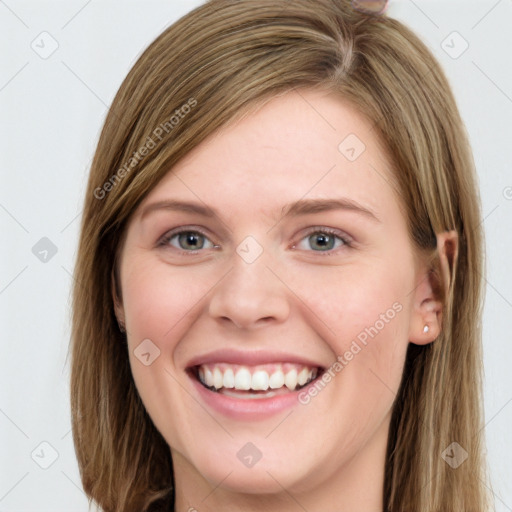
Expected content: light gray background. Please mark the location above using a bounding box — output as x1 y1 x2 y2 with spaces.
1 1 511 510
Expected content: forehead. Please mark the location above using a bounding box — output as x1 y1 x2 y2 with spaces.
138 89 399 223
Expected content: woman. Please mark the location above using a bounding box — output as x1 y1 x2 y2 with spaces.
70 0 491 510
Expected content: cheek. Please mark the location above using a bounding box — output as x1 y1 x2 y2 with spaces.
290 256 412 347
120 259 214 405
121 257 216 341
120 259 222 452
289 256 413 413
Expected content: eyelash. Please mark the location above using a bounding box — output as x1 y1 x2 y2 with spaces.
157 226 353 255
293 227 353 254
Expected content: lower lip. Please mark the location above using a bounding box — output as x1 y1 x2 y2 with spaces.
189 373 312 420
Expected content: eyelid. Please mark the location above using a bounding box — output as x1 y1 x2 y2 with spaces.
301 225 353 241
157 226 218 252
157 225 354 255
292 226 353 252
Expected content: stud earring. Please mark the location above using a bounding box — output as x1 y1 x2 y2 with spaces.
423 325 429 334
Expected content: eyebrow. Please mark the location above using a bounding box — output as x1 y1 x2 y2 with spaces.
140 198 380 223
281 198 380 222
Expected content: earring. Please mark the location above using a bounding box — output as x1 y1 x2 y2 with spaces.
423 325 429 333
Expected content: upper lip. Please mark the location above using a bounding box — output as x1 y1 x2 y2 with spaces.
185 348 327 369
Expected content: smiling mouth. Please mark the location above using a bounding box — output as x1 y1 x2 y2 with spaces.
190 363 323 399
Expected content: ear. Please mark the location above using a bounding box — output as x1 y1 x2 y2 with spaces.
111 265 126 333
409 230 458 345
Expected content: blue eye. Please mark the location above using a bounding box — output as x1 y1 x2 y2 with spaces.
295 229 351 252
158 227 351 255
161 230 216 251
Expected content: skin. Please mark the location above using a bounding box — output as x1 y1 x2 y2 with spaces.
115 88 456 511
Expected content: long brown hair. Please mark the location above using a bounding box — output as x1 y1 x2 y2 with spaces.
70 1 490 510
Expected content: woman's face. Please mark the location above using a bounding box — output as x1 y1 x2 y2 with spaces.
116 89 432 501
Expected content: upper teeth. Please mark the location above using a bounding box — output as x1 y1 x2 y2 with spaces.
197 364 318 392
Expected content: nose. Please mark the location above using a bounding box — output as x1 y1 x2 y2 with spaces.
208 254 291 330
